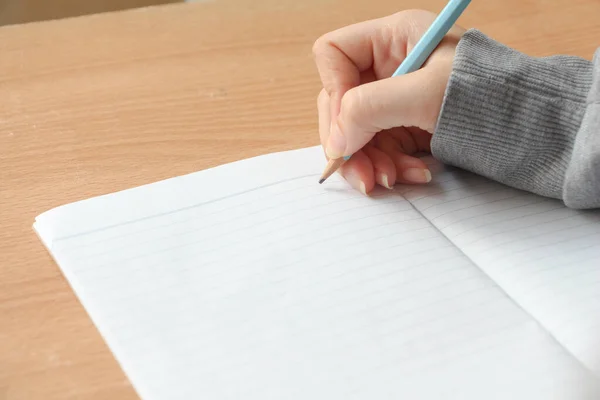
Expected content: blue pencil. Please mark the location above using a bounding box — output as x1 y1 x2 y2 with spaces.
319 0 472 184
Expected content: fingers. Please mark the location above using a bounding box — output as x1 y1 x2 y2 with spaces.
339 150 375 194
363 145 396 189
340 141 430 194
318 89 377 193
406 126 433 153
325 67 443 159
387 127 418 155
393 154 432 184
318 87 431 191
377 132 431 184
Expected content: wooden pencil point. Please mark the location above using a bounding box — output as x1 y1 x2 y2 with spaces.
319 157 346 184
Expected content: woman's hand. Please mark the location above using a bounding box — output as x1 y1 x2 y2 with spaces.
313 10 465 193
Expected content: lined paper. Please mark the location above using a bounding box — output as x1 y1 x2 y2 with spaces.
400 158 600 377
34 147 600 399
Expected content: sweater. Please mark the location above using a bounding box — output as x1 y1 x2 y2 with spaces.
432 29 600 209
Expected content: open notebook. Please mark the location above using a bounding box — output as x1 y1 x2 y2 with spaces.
34 146 600 399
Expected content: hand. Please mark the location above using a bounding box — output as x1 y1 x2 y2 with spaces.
313 10 465 193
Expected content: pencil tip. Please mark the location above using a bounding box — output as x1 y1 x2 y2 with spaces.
318 178 325 184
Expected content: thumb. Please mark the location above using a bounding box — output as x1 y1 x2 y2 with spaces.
325 68 443 159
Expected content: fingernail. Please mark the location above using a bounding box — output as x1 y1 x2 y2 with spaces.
344 170 367 195
402 168 432 183
359 181 367 195
381 173 394 190
326 122 346 159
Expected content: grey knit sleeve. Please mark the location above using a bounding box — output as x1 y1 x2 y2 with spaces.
431 29 600 209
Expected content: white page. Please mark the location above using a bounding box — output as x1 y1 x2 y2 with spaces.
34 147 600 399
400 158 600 377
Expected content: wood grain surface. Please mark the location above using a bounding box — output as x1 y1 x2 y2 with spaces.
1 0 598 398
0 0 181 26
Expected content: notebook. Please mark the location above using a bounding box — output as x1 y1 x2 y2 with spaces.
34 146 600 400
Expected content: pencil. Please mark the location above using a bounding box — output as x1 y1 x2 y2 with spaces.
318 155 351 184
318 0 472 184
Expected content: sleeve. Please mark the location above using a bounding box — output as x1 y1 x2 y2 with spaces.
431 29 600 209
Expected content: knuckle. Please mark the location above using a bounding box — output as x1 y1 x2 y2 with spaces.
340 87 366 127
340 87 360 113
312 34 329 57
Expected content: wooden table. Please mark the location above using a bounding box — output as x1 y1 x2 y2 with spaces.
1 0 598 398
0 0 181 26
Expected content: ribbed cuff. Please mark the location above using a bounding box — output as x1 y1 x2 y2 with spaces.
432 29 594 199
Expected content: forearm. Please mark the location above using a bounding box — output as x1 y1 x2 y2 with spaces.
432 29 600 208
